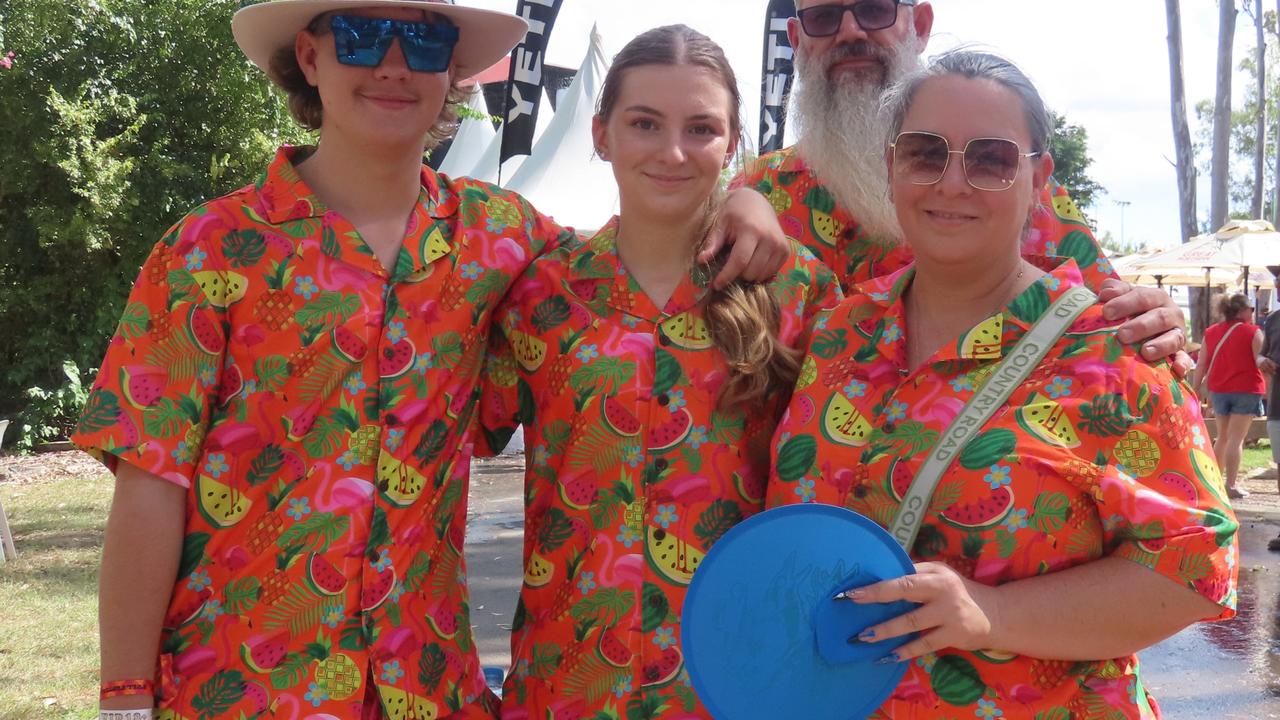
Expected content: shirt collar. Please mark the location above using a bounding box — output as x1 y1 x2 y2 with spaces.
255 146 456 279
856 256 1091 370
565 216 709 321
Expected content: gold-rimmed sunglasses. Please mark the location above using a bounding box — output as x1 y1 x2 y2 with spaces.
889 131 1042 192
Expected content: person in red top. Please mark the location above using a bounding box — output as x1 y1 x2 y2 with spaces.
1194 292 1266 499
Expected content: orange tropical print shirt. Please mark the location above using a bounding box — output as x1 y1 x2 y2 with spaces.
72 146 573 720
477 218 842 719
768 259 1238 719
736 146 1115 292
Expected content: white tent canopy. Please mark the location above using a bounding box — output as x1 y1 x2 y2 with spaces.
503 25 617 231
1128 219 1280 291
436 90 497 179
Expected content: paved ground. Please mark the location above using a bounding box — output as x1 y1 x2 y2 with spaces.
465 455 1280 716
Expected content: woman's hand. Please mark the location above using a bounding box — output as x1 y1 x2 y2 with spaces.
698 187 791 289
842 562 1002 663
1097 279 1192 376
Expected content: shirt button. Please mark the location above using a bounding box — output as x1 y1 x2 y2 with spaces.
657 393 670 406
655 458 669 472
883 422 897 435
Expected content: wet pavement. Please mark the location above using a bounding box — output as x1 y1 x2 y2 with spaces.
464 457 1280 716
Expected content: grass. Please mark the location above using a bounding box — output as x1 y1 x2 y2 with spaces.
0 474 112 720
1243 442 1274 475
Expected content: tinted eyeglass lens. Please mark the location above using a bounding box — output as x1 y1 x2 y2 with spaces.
852 0 901 30
329 16 457 73
963 139 1022 190
332 17 395 67
400 23 458 73
798 1 902 36
894 132 950 184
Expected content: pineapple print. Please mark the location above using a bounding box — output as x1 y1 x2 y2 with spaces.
1029 659 1075 690
441 276 468 311
149 307 174 340
247 512 285 555
348 425 380 465
315 652 361 701
288 336 322 377
1067 494 1096 530
822 356 859 389
255 259 296 332
1157 406 1192 450
1114 430 1160 478
148 244 172 286
549 328 588 394
260 546 304 606
766 184 791 214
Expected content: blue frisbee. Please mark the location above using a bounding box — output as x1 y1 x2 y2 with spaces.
682 504 917 720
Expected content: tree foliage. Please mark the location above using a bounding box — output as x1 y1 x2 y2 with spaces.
0 0 307 447
1047 111 1105 224
1193 9 1279 225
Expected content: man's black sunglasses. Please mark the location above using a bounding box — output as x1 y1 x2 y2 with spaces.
796 0 917 37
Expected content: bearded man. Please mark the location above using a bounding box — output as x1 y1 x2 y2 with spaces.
738 0 1189 357
741 1 1093 287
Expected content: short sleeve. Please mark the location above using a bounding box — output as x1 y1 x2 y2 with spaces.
71 225 228 488
1028 181 1117 292
1076 360 1238 618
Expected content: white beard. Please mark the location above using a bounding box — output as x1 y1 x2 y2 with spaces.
792 40 922 242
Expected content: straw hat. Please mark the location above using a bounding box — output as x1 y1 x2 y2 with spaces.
232 0 528 79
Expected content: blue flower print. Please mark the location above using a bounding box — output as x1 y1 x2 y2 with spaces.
1095 257 1113 275
984 464 1012 490
576 344 599 363
461 261 483 280
385 428 405 452
653 626 676 649
373 548 392 572
883 321 902 343
343 373 367 396
1192 425 1205 448
336 450 357 471
322 603 343 629
187 570 211 592
1046 376 1073 399
844 378 868 399
1043 275 1061 291
796 479 817 503
688 426 708 450
485 217 508 233
185 246 207 271
387 319 406 343
198 364 218 388
887 401 908 422
170 441 190 463
616 525 641 548
975 698 1004 719
577 572 597 595
612 676 632 698
413 353 433 374
200 599 224 622
1044 240 1058 256
287 497 312 521
382 660 405 684
949 376 975 393
655 504 679 529
1003 508 1028 532
305 682 329 707
203 453 229 479
533 445 550 466
668 389 687 410
623 444 643 468
294 275 318 300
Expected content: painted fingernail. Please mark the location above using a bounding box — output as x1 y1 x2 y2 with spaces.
858 630 876 642
876 653 900 665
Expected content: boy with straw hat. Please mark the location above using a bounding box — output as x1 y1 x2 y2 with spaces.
78 2 787 718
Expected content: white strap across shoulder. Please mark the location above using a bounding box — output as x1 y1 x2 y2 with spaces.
888 285 1098 552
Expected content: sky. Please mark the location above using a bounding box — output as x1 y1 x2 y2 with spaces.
465 0 1264 251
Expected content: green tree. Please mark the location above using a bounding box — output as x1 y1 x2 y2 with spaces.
1048 111 1105 226
1193 9 1278 223
0 0 307 447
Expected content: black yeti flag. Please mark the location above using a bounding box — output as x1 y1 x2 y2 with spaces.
500 0 565 164
759 0 797 153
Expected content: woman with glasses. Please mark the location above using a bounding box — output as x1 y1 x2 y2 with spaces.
768 50 1237 718
1193 293 1266 500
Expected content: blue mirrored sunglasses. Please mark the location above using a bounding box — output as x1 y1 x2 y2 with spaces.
328 15 459 73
